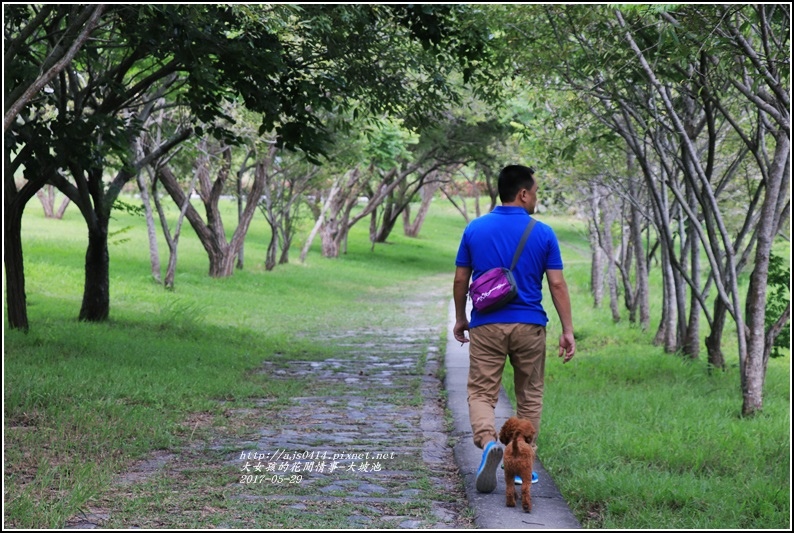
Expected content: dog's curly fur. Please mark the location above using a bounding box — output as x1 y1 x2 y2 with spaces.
498 416 536 512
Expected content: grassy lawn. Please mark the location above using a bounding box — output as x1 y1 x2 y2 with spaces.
4 196 790 529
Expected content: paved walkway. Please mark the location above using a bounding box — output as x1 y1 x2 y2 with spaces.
67 321 472 529
239 323 472 528
445 299 581 529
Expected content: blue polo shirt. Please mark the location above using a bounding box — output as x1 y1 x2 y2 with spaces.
455 206 564 328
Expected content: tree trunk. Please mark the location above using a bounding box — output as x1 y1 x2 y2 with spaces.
705 298 728 370
60 161 115 324
654 280 668 347
373 203 400 243
617 221 637 322
137 168 162 283
3 148 44 330
321 218 342 258
55 195 70 218
36 184 72 218
319 167 363 258
741 134 790 417
373 168 436 244
684 188 701 359
4 194 29 331
320 163 429 257
634 217 650 331
587 190 606 309
743 268 767 416
79 220 110 322
441 182 470 223
164 241 179 290
655 241 679 353
157 168 229 276
265 220 278 271
403 179 439 237
601 202 621 322
156 172 197 290
300 182 340 263
589 218 605 308
278 227 293 265
156 144 266 278
673 203 689 355
36 186 55 218
236 165 245 270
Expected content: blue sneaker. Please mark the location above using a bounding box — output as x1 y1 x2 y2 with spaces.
514 472 538 485
475 441 503 493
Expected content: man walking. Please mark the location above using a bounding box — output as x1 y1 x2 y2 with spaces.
453 164 575 493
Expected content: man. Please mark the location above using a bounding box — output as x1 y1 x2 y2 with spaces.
453 164 575 493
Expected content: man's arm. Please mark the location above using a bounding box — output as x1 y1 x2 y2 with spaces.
453 266 472 344
546 269 575 362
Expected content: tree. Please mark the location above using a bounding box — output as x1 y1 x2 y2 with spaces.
402 176 444 237
134 102 179 285
4 4 109 330
257 150 320 270
153 138 269 279
493 60 652 328
35 184 71 219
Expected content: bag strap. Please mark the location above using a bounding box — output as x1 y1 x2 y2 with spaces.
509 218 537 271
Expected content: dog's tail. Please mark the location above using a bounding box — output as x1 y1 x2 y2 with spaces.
511 435 521 456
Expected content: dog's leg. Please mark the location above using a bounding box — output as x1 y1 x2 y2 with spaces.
504 470 516 507
521 475 532 512
521 453 534 512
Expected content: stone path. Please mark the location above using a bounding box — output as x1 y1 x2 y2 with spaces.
229 327 472 528
65 291 473 528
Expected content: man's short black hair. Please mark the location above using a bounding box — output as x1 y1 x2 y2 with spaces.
498 165 535 203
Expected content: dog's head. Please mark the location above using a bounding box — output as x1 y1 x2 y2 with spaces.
499 416 536 445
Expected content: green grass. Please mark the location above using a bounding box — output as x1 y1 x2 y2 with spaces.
5 197 790 529
502 215 791 529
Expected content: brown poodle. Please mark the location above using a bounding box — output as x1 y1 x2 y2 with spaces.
498 416 536 512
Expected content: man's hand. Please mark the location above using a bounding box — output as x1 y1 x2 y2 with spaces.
558 331 575 363
453 318 470 344
453 266 473 345
547 269 575 363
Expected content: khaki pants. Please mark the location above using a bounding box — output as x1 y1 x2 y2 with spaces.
467 323 546 450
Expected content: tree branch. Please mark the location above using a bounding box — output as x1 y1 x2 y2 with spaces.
4 5 107 132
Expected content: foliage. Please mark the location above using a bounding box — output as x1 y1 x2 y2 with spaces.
766 252 791 358
362 117 419 171
5 3 503 203
111 198 146 218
